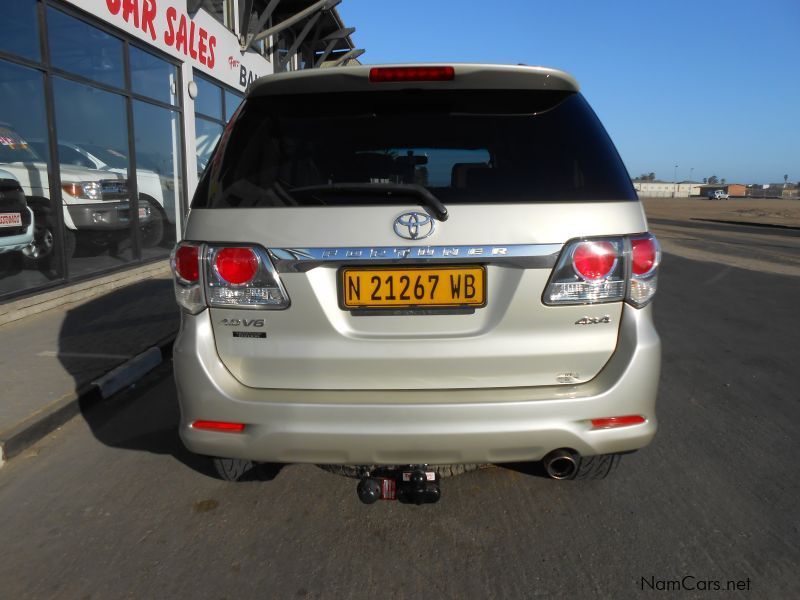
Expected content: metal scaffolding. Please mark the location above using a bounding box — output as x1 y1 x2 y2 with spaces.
236 0 362 70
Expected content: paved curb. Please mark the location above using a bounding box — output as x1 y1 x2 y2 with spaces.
0 261 170 327
0 334 176 466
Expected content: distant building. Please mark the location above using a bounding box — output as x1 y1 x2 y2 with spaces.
698 184 746 198
632 181 702 198
747 184 799 198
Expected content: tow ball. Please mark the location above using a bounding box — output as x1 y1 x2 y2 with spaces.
357 466 441 505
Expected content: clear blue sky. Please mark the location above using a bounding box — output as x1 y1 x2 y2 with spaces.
338 0 799 185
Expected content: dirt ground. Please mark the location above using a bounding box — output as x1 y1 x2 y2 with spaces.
640 197 800 228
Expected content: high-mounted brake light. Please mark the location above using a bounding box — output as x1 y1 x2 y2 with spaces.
591 415 646 429
214 247 258 285
192 420 246 433
369 66 455 83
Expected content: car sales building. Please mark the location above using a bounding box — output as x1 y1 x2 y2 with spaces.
0 0 360 301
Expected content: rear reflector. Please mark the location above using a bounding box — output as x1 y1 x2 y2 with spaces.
192 420 246 433
369 66 455 83
591 415 646 429
173 244 200 283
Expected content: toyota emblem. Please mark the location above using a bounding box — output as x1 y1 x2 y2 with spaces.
393 211 435 240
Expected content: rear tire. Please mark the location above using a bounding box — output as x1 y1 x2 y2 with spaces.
21 220 72 268
212 457 256 481
572 453 621 480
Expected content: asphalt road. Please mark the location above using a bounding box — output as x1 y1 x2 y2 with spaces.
1 221 799 599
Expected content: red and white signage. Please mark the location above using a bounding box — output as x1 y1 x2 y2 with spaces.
65 0 271 89
0 213 23 228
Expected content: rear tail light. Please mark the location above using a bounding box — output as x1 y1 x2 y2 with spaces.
544 238 626 305
543 233 660 307
206 245 289 309
628 234 661 307
170 243 290 313
214 247 258 285
173 244 200 283
171 242 205 314
571 241 618 281
369 66 455 82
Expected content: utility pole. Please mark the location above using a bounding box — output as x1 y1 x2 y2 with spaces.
674 164 678 198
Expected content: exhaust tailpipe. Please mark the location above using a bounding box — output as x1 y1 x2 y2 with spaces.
543 449 580 480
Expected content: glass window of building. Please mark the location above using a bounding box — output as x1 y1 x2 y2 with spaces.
0 59 59 298
194 75 223 120
0 0 40 61
48 8 124 89
224 90 243 121
195 118 223 176
130 46 179 107
133 100 184 254
194 73 242 175
53 76 135 278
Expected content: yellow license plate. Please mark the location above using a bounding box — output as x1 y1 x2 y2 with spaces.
340 266 486 309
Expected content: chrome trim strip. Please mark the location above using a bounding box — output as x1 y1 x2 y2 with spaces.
268 244 563 272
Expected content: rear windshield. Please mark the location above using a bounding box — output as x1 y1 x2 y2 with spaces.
193 90 636 209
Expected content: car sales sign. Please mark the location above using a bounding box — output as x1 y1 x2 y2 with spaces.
66 0 270 90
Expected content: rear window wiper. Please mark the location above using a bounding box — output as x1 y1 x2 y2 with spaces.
290 183 449 222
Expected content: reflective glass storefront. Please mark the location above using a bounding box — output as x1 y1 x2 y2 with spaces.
0 0 186 299
194 72 242 175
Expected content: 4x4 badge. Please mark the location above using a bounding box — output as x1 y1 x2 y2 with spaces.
394 211 435 240
574 315 611 325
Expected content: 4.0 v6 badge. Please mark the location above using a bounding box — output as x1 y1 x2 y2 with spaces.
220 318 264 327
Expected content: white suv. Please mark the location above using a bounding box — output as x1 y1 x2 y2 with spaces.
0 124 152 264
171 65 662 498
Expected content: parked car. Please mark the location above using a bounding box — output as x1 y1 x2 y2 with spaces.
0 124 154 265
0 168 34 256
709 189 729 200
171 64 662 500
27 140 170 248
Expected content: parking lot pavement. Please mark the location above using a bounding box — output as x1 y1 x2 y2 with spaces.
0 242 798 597
0 264 178 463
641 197 800 229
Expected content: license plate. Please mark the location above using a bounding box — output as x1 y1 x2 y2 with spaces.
340 266 486 309
0 212 22 228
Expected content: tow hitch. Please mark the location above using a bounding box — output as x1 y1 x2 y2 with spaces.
357 466 441 505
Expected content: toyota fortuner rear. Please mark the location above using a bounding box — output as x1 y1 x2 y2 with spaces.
171 64 661 485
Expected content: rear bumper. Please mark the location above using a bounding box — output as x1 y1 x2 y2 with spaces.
174 304 660 464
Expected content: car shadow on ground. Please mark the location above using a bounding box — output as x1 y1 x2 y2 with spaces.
56 278 282 481
75 357 284 482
